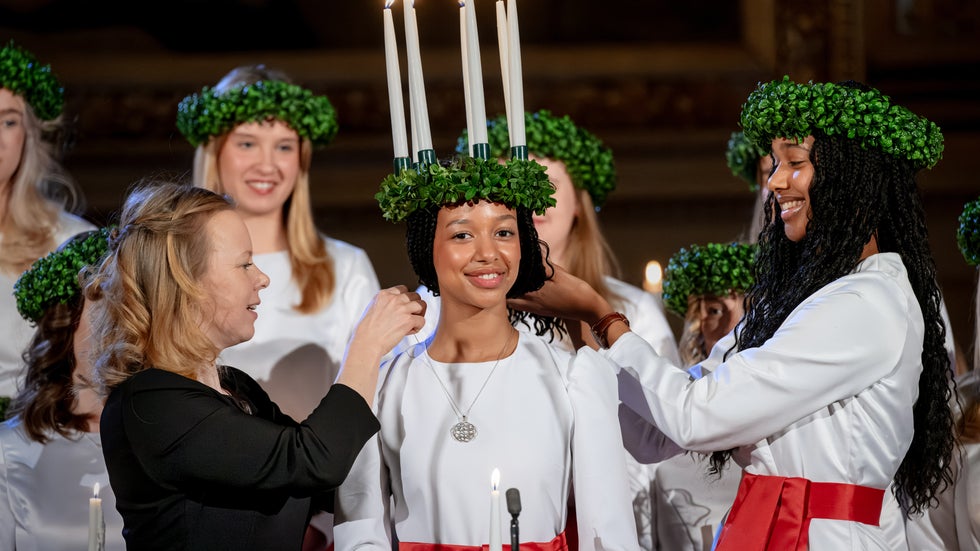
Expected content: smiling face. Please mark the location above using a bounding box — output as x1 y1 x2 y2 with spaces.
768 136 816 242
216 119 300 222
198 209 270 351
432 200 521 315
0 88 26 191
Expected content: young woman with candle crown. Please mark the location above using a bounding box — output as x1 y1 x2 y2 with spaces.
0 41 95 406
0 228 125 550
509 76 956 550
333 156 641 551
89 181 424 550
906 198 980 549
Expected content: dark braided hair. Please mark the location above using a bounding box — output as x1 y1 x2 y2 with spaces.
712 129 955 514
405 202 565 339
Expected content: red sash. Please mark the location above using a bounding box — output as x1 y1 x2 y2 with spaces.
399 531 568 551
715 472 885 551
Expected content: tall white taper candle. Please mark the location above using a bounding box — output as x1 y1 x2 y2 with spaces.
506 0 525 148
404 0 432 157
495 1 511 144
460 2 475 156
489 468 502 551
464 0 488 147
384 2 409 160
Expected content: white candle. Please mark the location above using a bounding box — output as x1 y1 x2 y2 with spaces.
506 0 525 148
489 468 502 551
495 0 511 144
464 0 488 148
89 482 104 551
384 2 409 160
644 260 663 294
403 0 432 156
459 2 474 156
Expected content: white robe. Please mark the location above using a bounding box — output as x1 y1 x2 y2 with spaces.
334 333 641 551
0 213 94 397
606 253 923 550
906 369 980 550
411 278 680 551
0 418 126 551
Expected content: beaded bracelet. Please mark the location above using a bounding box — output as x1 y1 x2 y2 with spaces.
590 312 630 349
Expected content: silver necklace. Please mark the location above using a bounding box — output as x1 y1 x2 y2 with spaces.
420 330 516 443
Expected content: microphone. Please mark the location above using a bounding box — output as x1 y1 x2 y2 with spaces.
506 488 521 551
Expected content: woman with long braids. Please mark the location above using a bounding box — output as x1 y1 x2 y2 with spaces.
510 76 955 549
334 157 639 551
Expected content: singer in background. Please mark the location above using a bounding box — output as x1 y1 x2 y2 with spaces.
333 156 640 551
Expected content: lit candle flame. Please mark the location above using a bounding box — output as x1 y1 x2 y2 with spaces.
644 260 663 294
491 467 500 491
645 261 662 286
385 0 395 8
92 482 101 498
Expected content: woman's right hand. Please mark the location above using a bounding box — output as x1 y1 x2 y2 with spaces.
337 286 426 405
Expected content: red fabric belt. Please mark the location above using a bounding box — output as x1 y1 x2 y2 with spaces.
399 531 568 551
715 472 885 551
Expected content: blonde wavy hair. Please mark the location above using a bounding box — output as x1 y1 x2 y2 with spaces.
562 188 623 309
86 182 233 394
0 100 84 275
191 65 334 314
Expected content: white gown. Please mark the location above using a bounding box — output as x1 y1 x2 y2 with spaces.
906 369 980 550
0 213 94 398
334 333 641 551
0 418 125 551
411 278 680 551
607 253 923 550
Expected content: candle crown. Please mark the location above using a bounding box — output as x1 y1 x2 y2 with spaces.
457 110 617 207
376 156 554 223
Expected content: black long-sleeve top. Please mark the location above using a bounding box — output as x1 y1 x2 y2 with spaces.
100 366 379 551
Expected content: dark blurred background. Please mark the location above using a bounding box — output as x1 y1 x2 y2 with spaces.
3 0 979 366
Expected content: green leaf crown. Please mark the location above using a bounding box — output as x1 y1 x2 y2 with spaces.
957 197 980 267
0 41 64 121
726 131 766 192
176 79 339 147
740 76 943 170
14 227 111 324
662 242 757 317
456 110 616 207
376 156 556 223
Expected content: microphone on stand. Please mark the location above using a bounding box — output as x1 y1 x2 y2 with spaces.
506 488 521 551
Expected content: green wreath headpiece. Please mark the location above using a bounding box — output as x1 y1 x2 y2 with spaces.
739 75 943 170
377 157 555 223
14 227 111 324
176 79 339 147
662 242 757 317
957 197 980 267
0 41 64 121
726 131 766 192
456 110 616 207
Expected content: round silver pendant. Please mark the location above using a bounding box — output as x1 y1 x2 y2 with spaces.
451 420 477 442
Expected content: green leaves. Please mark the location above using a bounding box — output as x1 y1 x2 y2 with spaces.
662 242 758 317
725 131 766 191
376 157 556 223
740 75 944 171
176 80 339 147
457 109 617 207
0 41 64 121
14 227 112 324
957 198 980 266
